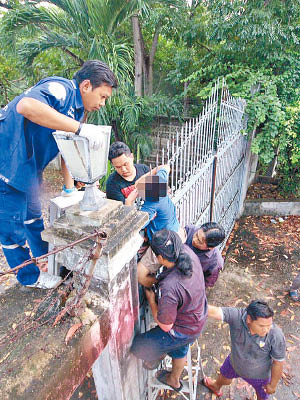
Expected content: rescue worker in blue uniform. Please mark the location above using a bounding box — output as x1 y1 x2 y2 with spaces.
0 60 118 289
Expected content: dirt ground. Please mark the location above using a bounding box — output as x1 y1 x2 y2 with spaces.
0 168 299 399
246 181 298 200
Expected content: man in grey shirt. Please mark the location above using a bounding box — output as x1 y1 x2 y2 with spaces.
203 300 285 399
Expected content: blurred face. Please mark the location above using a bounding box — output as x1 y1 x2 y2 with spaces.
80 80 112 112
111 153 135 180
136 175 167 201
246 316 273 337
192 228 209 250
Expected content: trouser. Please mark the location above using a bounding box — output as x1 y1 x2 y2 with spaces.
290 272 300 291
0 180 48 285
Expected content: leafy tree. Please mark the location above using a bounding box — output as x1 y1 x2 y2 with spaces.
184 0 300 195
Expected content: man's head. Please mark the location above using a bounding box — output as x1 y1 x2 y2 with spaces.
246 300 274 337
74 60 118 112
192 222 225 250
136 175 167 202
108 142 136 180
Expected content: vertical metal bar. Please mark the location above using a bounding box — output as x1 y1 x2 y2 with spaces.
192 118 196 173
179 126 184 189
183 122 188 183
187 120 191 178
175 129 179 192
210 155 218 222
204 101 209 162
171 139 175 195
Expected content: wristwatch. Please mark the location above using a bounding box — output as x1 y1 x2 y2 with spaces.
75 122 83 135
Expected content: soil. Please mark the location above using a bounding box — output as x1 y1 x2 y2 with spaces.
246 182 299 200
159 215 300 399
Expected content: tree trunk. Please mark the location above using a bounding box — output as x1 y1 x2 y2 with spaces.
183 81 190 117
147 24 161 96
131 15 143 96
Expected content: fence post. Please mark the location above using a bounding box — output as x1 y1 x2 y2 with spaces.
209 155 218 222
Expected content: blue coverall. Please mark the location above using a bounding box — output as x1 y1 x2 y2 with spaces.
0 77 84 285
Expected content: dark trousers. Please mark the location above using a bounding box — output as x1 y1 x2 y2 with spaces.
0 180 48 285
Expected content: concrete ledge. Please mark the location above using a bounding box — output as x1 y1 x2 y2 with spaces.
243 199 300 216
0 284 111 400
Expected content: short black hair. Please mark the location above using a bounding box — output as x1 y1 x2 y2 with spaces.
73 60 118 89
108 141 131 161
201 222 225 248
246 300 274 321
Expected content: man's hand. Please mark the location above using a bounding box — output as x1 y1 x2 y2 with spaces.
125 188 138 205
264 383 277 394
79 123 106 150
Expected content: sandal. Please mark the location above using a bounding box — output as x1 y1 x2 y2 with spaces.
156 369 183 393
201 376 223 397
289 290 299 301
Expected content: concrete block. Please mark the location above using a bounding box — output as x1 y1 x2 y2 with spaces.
243 200 300 216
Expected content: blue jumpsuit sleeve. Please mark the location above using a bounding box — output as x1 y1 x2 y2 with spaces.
23 80 72 112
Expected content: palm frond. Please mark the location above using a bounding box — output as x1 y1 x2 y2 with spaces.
19 32 83 66
86 0 147 35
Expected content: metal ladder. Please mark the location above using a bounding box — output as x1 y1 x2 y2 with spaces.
147 339 203 400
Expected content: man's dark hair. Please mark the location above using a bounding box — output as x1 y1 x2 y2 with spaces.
73 60 118 89
201 222 225 248
246 300 274 321
108 141 131 161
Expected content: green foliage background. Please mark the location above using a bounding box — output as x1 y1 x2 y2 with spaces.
0 0 299 195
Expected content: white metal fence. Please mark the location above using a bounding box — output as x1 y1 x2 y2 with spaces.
158 79 247 244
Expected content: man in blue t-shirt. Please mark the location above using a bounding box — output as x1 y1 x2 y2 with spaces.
0 60 117 289
136 165 185 287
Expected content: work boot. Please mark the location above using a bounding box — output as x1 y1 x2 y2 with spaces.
26 271 62 289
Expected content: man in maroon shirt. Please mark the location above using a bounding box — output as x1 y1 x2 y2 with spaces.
184 222 225 288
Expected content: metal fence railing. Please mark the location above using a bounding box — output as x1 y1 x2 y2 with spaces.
157 79 247 245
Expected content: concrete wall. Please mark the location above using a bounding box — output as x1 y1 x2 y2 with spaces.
243 200 300 216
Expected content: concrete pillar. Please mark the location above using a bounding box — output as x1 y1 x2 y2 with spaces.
42 199 148 400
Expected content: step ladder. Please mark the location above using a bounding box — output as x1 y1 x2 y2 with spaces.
147 339 203 400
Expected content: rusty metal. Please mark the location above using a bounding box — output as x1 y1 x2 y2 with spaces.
0 230 107 278
0 232 107 347
52 235 106 326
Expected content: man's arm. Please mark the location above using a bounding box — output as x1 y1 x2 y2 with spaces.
208 305 223 320
135 164 170 184
264 360 284 394
137 261 157 287
145 288 173 332
16 98 80 132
